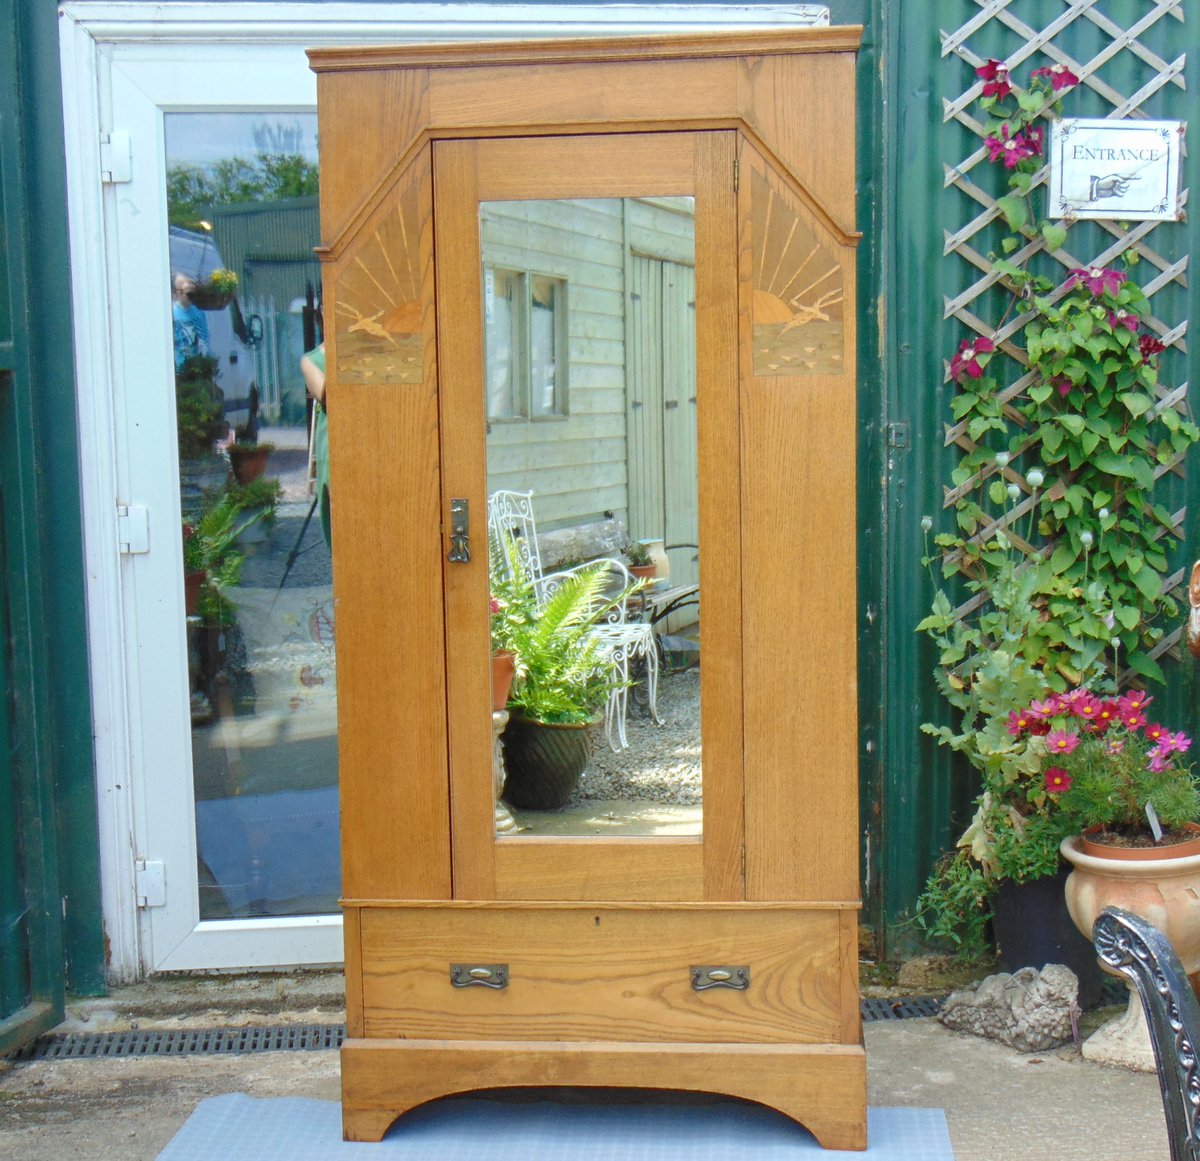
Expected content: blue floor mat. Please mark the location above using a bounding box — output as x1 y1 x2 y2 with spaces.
157 1094 952 1159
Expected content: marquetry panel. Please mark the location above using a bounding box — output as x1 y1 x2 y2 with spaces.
332 162 428 387
750 166 845 377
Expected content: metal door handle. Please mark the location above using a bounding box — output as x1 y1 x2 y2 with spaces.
448 499 470 563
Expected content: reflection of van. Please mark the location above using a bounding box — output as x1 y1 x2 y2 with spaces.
169 226 259 437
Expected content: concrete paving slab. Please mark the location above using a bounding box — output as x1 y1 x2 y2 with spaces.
0 1011 1173 1161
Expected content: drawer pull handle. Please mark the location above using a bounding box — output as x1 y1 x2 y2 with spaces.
450 963 508 989
691 965 750 991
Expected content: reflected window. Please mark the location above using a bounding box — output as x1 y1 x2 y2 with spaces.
484 266 567 420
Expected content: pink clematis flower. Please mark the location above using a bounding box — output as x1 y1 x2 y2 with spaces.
950 336 995 380
1044 766 1072 793
1045 729 1080 755
985 124 1040 169
1139 333 1167 360
1108 310 1139 334
1054 376 1075 398
1066 267 1125 297
1031 63 1080 92
976 59 1013 100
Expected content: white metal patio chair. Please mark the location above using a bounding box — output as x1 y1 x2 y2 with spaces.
487 489 662 751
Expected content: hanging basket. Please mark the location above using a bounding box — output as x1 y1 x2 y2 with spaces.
189 285 234 311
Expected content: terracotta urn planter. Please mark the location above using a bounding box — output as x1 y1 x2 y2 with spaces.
628 563 657 581
1061 830 1200 1070
491 649 515 712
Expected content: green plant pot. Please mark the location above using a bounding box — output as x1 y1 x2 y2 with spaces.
501 713 599 810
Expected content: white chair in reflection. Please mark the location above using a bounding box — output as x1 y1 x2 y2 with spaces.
487 489 662 751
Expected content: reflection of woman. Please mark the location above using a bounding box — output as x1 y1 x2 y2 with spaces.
173 273 210 369
301 342 330 547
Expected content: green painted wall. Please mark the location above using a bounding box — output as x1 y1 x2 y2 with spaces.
0 0 105 1028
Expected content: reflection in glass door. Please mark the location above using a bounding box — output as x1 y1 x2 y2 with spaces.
165 113 339 919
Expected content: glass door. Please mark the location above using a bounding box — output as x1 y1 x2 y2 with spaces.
433 132 744 903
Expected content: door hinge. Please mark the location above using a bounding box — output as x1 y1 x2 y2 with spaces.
135 859 166 908
116 504 150 555
99 131 133 184
733 157 740 193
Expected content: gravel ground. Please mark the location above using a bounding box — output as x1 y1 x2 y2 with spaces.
577 667 701 804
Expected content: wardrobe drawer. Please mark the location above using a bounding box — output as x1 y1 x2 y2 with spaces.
355 904 858 1045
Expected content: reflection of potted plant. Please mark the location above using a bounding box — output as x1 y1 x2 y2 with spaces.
226 476 281 552
499 561 632 810
623 538 658 580
228 439 275 485
190 267 238 311
489 596 517 712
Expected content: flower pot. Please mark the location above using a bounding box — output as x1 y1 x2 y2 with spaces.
1076 824 1200 861
500 713 599 810
491 650 515 712
628 563 657 580
1061 831 1200 1070
991 867 1105 1009
228 445 271 484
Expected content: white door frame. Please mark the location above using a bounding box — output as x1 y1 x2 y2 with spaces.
59 2 828 981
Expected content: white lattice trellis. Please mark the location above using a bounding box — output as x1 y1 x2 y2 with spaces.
938 0 1191 670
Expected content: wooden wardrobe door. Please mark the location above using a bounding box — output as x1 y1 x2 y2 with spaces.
433 132 743 904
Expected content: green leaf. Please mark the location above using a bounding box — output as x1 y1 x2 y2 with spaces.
1114 604 1140 631
1121 392 1153 419
996 194 1028 232
1130 563 1162 600
1058 413 1085 437
1050 542 1077 574
1041 222 1067 252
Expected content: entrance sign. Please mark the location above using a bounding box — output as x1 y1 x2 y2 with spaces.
1049 118 1183 221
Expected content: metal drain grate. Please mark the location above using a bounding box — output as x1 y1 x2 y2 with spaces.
861 995 944 1021
10 1022 344 1062
8 1001 944 1063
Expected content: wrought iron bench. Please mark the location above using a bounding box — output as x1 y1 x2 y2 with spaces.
1092 907 1200 1161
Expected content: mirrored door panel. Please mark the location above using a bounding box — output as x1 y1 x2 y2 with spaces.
482 196 700 839
436 133 743 902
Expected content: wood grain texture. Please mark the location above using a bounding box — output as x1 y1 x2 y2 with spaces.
492 837 703 901
316 69 429 245
429 59 736 137
341 1037 867 1150
736 142 859 904
358 905 846 1044
431 138 496 901
325 152 451 902
693 131 745 902
343 907 364 1038
737 52 859 239
309 28 864 73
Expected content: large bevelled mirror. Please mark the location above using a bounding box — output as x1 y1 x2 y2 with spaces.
483 196 701 839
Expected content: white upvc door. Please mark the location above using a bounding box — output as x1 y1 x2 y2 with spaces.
60 2 826 979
